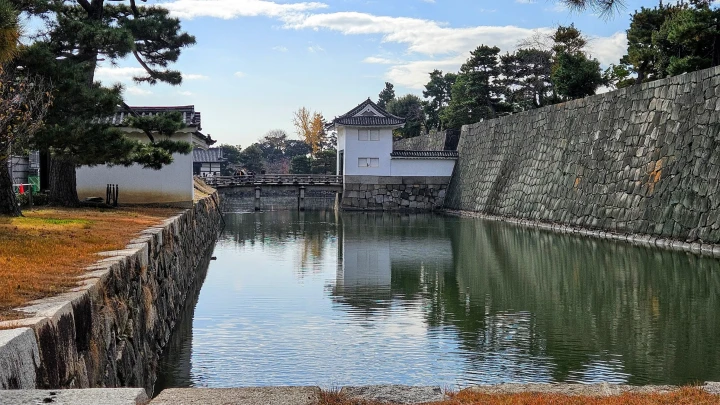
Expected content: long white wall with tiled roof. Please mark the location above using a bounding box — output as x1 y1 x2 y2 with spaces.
76 133 195 206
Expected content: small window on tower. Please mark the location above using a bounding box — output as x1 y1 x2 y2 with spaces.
369 158 379 167
369 130 380 141
358 158 368 167
358 129 369 141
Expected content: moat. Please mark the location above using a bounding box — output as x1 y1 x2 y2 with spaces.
155 210 720 392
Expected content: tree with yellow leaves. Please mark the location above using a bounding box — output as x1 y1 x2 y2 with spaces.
292 107 326 157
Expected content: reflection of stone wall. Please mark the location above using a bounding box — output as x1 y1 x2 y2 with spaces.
446 65 720 244
342 176 449 211
448 217 720 384
393 131 447 151
220 188 337 212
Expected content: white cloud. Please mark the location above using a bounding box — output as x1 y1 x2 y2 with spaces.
272 46 289 52
183 73 209 80
587 32 627 67
307 45 325 53
287 12 550 56
178 90 194 96
385 55 466 89
95 66 146 83
515 0 536 3
126 86 153 96
160 0 328 20
234 71 247 78
363 56 403 64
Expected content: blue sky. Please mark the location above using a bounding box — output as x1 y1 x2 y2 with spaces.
96 0 668 147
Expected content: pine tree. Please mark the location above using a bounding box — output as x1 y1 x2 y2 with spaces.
377 82 395 109
15 0 196 206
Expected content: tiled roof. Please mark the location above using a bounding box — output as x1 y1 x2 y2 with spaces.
333 98 405 127
193 147 224 163
390 150 459 159
98 105 202 130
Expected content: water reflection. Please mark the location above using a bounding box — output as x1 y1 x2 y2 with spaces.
155 211 720 391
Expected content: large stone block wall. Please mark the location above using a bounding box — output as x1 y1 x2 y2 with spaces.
0 192 222 395
342 176 450 210
393 131 447 151
446 65 720 244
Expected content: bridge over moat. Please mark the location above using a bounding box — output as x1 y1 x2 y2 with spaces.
205 174 343 211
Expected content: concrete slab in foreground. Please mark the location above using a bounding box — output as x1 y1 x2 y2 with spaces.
340 385 447 404
0 388 149 405
151 387 320 405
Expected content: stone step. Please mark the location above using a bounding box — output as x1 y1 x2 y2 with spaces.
150 387 320 405
0 388 148 405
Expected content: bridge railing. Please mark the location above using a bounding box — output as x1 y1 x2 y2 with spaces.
205 174 343 187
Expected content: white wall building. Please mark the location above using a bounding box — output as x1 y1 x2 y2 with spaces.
331 98 458 210
76 105 214 207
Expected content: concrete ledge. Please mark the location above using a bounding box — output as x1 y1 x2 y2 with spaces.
0 388 149 405
341 385 447 404
151 387 320 405
443 209 720 258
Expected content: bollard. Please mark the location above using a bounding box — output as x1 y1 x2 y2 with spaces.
298 186 306 211
254 187 261 211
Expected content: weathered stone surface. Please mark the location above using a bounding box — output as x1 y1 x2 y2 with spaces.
0 192 222 394
446 65 720 245
0 328 39 389
0 388 149 405
340 385 447 404
151 387 320 405
704 382 720 395
393 131 447 151
342 176 451 211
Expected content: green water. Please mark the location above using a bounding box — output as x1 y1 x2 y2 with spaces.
156 210 720 389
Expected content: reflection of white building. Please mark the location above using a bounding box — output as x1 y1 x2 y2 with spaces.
336 235 454 291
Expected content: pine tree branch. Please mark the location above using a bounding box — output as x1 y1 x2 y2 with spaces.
120 101 156 143
76 0 93 14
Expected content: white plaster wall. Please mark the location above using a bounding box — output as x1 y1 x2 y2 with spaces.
390 159 456 177
342 126 393 176
77 132 194 205
337 127 346 175
341 239 392 287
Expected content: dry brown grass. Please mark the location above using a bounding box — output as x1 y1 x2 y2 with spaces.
0 206 180 321
319 387 719 405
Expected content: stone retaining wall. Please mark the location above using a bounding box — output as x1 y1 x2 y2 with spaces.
0 192 222 395
446 65 720 244
393 131 447 151
342 176 450 211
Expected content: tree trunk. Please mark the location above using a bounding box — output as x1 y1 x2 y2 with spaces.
49 155 80 207
0 156 21 216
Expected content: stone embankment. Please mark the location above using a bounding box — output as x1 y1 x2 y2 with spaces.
446 65 720 249
342 176 450 210
0 192 222 395
393 130 447 151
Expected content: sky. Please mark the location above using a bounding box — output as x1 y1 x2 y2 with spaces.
95 0 670 147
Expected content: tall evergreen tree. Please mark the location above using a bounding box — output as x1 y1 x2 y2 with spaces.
442 45 509 129
386 94 425 139
377 82 395 109
15 0 196 206
500 48 554 111
422 70 456 131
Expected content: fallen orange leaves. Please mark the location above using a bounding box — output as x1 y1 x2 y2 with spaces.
0 207 179 321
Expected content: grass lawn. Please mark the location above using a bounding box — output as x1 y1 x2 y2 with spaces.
320 387 719 404
0 207 180 321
